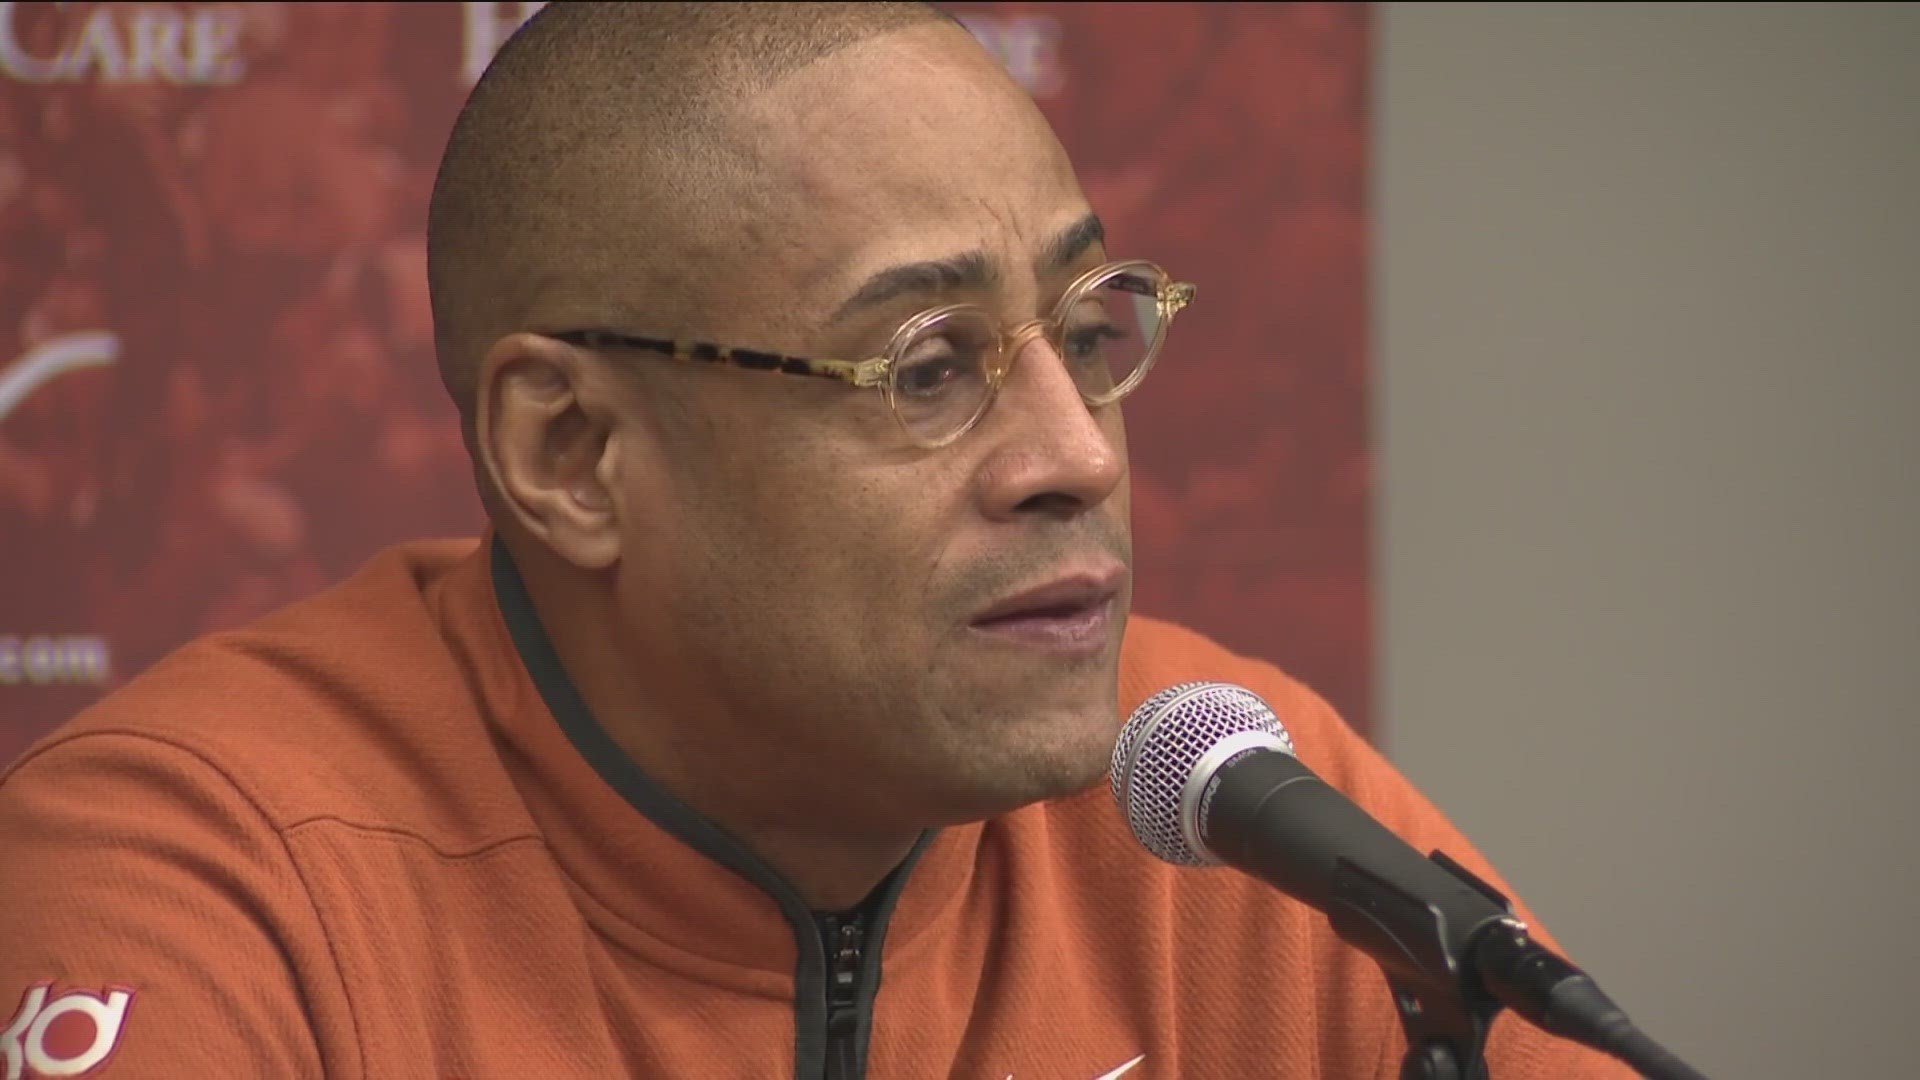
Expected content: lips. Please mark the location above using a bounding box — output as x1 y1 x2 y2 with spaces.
971 572 1123 624
968 565 1126 655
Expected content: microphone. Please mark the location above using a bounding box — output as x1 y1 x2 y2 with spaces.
1109 682 1707 1080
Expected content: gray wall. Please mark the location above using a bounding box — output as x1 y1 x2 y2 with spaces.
1376 4 1920 1078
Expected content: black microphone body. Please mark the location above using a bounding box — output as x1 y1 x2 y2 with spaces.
1204 748 1514 989
1112 682 1710 1080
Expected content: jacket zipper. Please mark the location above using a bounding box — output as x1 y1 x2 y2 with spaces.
821 912 867 1080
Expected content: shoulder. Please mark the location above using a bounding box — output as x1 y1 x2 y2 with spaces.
1 539 513 844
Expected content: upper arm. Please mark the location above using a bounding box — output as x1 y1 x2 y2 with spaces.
0 733 342 1080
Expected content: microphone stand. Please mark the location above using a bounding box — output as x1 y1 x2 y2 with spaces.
1324 851 1516 1080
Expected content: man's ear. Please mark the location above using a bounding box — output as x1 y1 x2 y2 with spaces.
473 332 630 570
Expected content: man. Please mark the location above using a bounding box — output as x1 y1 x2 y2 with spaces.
0 4 1632 1077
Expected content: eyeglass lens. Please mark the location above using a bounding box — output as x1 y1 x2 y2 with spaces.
888 265 1167 445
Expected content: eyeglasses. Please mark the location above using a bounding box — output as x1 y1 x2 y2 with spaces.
546 259 1195 449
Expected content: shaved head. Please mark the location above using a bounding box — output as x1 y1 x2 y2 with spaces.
432 0 1133 897
426 1 954 426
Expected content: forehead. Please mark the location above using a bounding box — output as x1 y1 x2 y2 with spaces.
719 23 1093 314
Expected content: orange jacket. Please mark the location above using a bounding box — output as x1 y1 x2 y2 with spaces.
0 539 1630 1078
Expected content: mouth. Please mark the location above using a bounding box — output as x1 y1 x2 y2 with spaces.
967 565 1126 656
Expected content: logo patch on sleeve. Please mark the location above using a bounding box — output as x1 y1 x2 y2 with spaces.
2 984 136 1079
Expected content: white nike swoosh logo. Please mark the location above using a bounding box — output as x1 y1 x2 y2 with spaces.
1006 1054 1146 1080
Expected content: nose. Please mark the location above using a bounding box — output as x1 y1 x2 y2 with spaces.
972 330 1127 522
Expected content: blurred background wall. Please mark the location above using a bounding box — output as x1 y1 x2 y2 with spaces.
1378 4 1920 1077
0 2 1373 759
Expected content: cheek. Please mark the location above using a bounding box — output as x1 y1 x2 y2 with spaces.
654 387 964 619
695 453 932 598
782 482 938 585
760 475 960 646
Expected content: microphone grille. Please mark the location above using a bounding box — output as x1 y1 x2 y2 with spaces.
1108 681 1294 866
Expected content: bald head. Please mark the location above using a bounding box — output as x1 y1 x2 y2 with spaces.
429 1 1133 860
426 1 958 424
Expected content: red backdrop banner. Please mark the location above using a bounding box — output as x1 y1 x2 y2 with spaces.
0 2 1372 764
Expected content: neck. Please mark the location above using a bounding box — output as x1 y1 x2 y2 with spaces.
510 544 917 912
728 825 918 913
587 670 922 911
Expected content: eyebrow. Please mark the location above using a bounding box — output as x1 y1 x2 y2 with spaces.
828 213 1107 325
1037 213 1106 274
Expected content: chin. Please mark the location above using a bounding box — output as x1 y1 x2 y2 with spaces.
939 702 1119 818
